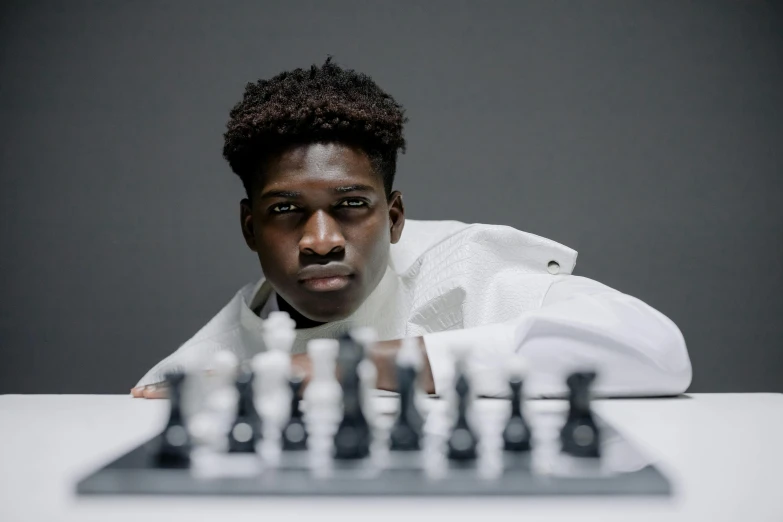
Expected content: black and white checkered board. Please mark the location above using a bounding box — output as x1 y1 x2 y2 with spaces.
76 407 670 497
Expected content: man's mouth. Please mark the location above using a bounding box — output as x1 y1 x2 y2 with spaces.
297 263 355 292
300 275 353 292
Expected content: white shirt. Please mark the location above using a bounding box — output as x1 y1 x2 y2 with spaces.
135 219 692 397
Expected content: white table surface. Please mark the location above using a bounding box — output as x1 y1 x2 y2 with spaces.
0 393 781 522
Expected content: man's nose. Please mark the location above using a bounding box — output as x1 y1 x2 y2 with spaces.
299 210 346 256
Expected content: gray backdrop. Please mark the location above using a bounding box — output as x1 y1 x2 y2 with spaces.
1 0 781 394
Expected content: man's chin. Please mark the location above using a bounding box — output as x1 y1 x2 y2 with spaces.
274 286 363 326
299 305 357 323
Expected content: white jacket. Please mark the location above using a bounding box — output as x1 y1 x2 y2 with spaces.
136 219 692 397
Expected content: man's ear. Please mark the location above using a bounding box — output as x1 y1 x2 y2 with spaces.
240 198 258 252
388 191 405 244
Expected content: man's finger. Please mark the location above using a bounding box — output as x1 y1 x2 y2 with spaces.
142 384 169 399
130 386 145 398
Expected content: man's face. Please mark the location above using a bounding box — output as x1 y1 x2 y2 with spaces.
240 142 405 323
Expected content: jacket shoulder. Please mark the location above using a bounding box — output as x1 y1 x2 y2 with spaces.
393 219 578 276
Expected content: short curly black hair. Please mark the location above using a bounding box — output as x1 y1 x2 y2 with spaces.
222 57 407 199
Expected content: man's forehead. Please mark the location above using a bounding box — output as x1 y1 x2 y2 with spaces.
270 142 370 172
259 142 382 192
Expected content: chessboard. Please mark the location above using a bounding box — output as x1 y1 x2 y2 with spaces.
76 407 670 496
77 317 672 497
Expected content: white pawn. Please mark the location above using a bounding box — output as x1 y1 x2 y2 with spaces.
207 349 240 404
350 326 379 416
303 338 342 429
257 310 296 433
207 349 240 410
507 352 527 381
251 351 290 465
210 349 240 376
397 336 423 369
422 341 471 455
350 326 377 352
262 311 297 353
190 350 239 449
304 338 341 474
265 310 296 330
251 351 291 432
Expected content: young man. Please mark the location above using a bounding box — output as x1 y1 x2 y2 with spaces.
132 58 691 399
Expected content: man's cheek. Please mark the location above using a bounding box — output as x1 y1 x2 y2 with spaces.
258 253 284 280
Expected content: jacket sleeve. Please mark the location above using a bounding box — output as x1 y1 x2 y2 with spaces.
422 275 692 398
133 286 250 388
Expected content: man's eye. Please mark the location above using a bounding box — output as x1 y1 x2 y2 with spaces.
338 199 367 208
271 203 299 213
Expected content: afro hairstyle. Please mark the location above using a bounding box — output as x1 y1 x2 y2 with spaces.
222 57 408 199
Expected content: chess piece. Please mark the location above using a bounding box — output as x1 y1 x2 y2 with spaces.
502 355 532 452
303 338 342 428
227 366 262 453
303 339 341 473
447 357 479 461
389 338 424 451
210 350 239 377
262 311 297 353
333 333 372 460
349 326 378 348
281 373 308 451
156 371 191 468
350 326 378 417
560 371 601 458
204 350 240 442
253 349 291 436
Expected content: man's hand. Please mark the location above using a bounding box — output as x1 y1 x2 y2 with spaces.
130 383 169 399
371 337 435 394
130 337 434 399
287 337 434 395
291 352 312 396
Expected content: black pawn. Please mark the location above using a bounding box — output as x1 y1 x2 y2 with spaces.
447 368 479 461
502 376 531 452
560 371 601 458
228 367 262 453
389 364 424 451
155 372 191 468
281 374 308 451
333 334 372 460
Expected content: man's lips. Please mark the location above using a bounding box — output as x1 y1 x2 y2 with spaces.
298 263 355 292
300 275 353 292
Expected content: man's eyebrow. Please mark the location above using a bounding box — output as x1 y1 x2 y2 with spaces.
258 185 375 199
259 189 302 199
333 184 375 194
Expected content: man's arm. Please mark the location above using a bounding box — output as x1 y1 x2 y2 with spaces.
367 338 435 394
327 276 691 399
422 275 692 398
132 276 691 399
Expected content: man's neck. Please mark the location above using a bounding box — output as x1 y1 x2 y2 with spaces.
275 293 327 329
